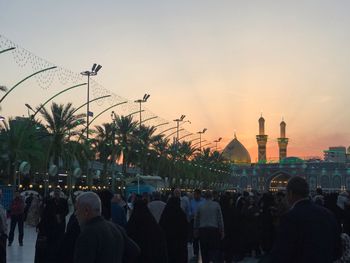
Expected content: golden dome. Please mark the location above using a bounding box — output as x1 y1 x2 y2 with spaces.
222 135 251 164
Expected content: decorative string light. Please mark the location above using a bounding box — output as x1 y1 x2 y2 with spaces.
0 34 211 165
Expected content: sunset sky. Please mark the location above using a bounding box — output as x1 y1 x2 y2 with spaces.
1 1 350 162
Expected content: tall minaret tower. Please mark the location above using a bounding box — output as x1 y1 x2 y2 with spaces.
278 118 289 160
256 115 268 162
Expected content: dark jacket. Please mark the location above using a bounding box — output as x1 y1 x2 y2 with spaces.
271 199 341 263
47 197 69 236
10 196 25 216
59 214 80 263
111 202 127 228
74 216 124 263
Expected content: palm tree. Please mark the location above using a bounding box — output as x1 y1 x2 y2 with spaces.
177 141 196 161
151 137 170 176
114 115 138 175
93 123 119 184
0 118 44 184
39 102 86 173
133 124 163 174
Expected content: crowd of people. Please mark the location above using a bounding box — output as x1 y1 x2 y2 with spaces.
1 176 350 262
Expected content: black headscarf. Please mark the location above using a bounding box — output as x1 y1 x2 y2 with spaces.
127 200 168 263
159 197 188 263
159 197 188 240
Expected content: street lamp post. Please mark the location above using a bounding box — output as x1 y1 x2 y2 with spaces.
81 64 102 143
173 115 185 145
197 128 207 152
214 137 222 151
81 64 102 189
134 94 150 175
134 94 150 130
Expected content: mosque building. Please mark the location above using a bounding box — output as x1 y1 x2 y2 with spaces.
222 116 350 192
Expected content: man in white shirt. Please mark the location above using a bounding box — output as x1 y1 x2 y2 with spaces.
194 191 224 263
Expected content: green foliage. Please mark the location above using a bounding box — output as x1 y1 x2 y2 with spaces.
0 101 231 188
0 118 44 183
38 102 86 169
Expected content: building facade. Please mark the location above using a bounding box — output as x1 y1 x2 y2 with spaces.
223 116 350 191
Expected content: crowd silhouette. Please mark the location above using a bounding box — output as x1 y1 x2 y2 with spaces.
1 177 350 263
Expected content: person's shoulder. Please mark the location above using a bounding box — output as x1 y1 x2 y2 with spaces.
289 200 336 221
106 221 125 240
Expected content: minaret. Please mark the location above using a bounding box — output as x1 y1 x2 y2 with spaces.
278 118 289 160
256 115 268 162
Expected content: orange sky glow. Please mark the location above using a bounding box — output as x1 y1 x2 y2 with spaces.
2 1 350 163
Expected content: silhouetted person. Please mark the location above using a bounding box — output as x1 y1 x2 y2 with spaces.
0 190 8 263
36 189 68 261
8 191 25 246
98 190 113 220
35 198 58 263
271 176 341 263
190 189 205 261
127 200 168 263
148 192 166 223
194 191 224 263
259 192 275 253
74 192 124 263
59 213 80 263
111 194 127 228
159 197 188 263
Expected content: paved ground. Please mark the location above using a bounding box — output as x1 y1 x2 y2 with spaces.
7 224 36 263
7 224 258 263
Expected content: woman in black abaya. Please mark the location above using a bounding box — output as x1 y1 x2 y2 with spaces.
159 197 188 263
127 200 168 263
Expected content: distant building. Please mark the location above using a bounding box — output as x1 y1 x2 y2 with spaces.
324 147 347 163
221 116 350 192
221 133 251 164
